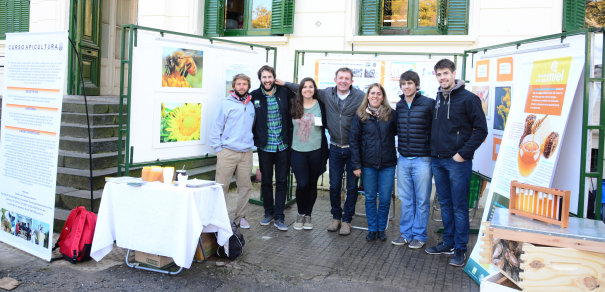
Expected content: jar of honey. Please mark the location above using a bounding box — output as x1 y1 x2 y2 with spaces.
518 135 541 177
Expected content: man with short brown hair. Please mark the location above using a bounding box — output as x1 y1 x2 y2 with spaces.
210 73 255 228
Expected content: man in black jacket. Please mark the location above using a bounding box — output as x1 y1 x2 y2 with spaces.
251 65 296 231
425 59 488 267
392 71 435 250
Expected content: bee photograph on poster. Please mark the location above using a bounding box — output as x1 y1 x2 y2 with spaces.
155 40 205 93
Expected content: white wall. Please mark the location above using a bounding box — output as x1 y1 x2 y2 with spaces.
0 0 569 95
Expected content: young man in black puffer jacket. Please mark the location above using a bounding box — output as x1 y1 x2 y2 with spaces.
425 59 488 267
392 71 435 250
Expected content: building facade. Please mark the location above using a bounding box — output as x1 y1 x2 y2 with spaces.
0 0 587 95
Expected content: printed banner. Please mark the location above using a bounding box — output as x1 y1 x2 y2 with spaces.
464 43 585 284
0 31 69 261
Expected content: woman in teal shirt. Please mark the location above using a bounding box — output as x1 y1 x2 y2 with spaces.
290 77 329 230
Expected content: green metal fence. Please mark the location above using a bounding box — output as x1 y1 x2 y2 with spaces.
116 24 281 206
461 27 605 220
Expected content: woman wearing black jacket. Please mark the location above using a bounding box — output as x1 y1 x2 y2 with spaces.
290 77 329 230
350 83 397 241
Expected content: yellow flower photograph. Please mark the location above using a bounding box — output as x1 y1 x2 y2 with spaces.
160 102 202 143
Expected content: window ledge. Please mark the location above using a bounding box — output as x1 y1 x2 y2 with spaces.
349 35 476 45
215 36 289 46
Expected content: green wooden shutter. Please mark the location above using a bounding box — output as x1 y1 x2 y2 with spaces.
19 0 29 33
204 0 225 37
270 0 295 35
0 0 7 40
563 0 585 31
359 0 380 36
437 0 447 34
444 0 468 35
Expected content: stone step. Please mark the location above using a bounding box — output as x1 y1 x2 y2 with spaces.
60 123 122 139
54 186 103 214
61 112 125 126
61 95 125 114
53 208 71 233
58 150 119 170
59 136 121 154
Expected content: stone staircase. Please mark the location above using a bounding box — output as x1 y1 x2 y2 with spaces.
1 95 225 232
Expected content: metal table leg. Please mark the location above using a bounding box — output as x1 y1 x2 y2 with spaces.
125 237 206 275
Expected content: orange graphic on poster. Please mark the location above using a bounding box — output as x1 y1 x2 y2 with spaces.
475 60 489 82
496 57 513 82
524 57 572 116
492 137 502 161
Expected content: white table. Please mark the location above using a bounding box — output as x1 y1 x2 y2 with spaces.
90 181 233 270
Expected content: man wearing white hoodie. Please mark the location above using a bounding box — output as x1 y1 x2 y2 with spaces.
210 74 256 228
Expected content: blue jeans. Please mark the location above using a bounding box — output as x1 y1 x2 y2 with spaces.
329 147 359 223
432 157 472 251
397 156 433 242
362 166 395 231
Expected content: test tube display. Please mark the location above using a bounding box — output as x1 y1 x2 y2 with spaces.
510 181 569 227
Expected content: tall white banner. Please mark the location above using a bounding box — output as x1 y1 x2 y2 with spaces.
464 38 585 284
0 31 68 261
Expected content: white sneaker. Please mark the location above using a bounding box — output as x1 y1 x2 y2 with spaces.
239 218 250 229
293 214 304 230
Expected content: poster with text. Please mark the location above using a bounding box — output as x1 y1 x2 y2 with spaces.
224 64 251 97
315 60 385 93
464 49 584 284
0 31 68 261
155 41 204 93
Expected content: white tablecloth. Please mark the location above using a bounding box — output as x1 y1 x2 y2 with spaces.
90 182 233 269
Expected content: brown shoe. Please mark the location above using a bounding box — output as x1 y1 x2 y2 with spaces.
339 222 351 236
327 219 341 232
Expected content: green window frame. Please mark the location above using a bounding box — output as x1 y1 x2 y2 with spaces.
359 0 468 36
204 0 294 37
562 0 585 31
0 0 30 40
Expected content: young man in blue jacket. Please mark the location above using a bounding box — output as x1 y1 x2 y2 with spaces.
210 74 255 229
392 71 435 249
426 59 488 267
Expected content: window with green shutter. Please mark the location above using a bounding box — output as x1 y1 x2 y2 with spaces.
1 0 30 40
204 0 295 37
562 0 586 31
359 0 468 36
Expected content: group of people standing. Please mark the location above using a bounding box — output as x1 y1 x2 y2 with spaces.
210 58 487 267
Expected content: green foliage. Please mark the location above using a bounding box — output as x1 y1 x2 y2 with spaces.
586 0 605 27
160 106 175 143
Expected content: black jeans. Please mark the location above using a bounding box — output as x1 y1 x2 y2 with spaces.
258 148 290 221
291 149 322 216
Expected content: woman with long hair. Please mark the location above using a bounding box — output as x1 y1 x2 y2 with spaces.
349 83 397 241
290 77 329 230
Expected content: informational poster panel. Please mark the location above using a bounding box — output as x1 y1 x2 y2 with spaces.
0 31 68 261
297 54 458 108
464 36 586 284
129 31 271 163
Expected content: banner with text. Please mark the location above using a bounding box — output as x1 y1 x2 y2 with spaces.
463 41 585 284
0 31 68 261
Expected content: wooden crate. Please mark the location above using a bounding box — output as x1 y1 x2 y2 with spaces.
519 245 605 291
509 181 570 228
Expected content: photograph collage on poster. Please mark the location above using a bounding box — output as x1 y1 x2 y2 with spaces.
1 208 50 249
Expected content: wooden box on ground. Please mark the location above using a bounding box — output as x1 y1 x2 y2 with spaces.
194 232 218 261
134 251 175 270
480 272 521 292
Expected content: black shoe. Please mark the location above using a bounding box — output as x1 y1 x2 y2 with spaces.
425 242 455 255
449 248 466 267
378 231 387 241
366 231 376 241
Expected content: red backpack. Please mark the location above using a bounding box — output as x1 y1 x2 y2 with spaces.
54 206 97 263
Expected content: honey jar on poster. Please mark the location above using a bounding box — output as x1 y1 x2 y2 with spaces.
518 135 541 177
